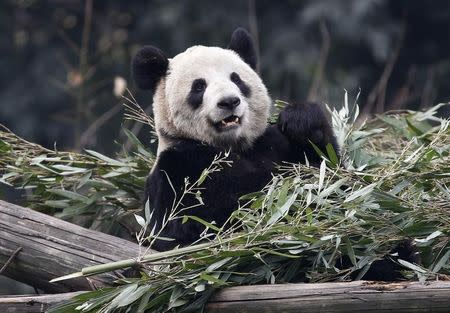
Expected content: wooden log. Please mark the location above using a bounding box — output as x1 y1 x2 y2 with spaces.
206 280 450 313
0 292 83 313
0 200 141 293
2 281 450 313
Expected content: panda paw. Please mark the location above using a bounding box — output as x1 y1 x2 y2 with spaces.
277 102 337 153
362 239 421 281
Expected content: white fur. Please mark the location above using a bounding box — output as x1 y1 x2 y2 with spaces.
153 46 271 155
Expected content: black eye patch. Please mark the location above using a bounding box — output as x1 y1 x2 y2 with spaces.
187 78 206 109
230 72 251 97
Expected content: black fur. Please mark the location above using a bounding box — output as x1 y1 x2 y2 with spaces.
278 102 338 165
144 102 337 251
363 240 421 281
228 27 257 70
339 240 420 281
187 78 206 109
230 72 251 97
132 46 168 91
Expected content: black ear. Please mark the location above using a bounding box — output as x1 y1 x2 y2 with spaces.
132 46 169 90
227 27 257 70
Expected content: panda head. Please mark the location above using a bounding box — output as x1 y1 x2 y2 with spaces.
132 28 271 153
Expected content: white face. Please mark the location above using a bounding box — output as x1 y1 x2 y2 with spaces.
153 46 271 152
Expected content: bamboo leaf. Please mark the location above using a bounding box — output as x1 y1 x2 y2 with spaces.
85 149 129 167
182 215 221 232
48 189 92 204
344 183 376 203
318 160 326 192
432 248 450 273
398 259 427 273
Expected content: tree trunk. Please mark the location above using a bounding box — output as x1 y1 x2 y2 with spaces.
0 200 141 293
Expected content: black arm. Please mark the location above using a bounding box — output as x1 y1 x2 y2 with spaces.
277 101 339 165
144 140 221 250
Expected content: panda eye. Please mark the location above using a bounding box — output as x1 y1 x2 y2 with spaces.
230 72 242 84
192 79 206 93
231 72 251 97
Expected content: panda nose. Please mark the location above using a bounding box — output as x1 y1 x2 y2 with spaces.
217 96 240 110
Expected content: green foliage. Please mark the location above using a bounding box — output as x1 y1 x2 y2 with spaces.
2 98 450 312
0 124 154 234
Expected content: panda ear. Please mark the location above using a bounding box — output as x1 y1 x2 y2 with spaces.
132 46 169 90
227 27 257 70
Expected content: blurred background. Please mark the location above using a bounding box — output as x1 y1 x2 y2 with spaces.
1 0 450 295
1 0 450 155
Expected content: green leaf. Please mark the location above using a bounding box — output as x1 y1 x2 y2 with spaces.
267 191 297 225
116 285 151 308
405 117 425 136
344 236 357 266
432 248 450 273
77 170 92 189
206 257 232 272
85 149 130 167
326 143 339 166
309 141 327 160
123 128 146 150
318 160 326 192
344 183 376 203
398 259 427 274
105 283 138 309
199 273 228 286
183 215 221 232
0 139 10 152
48 189 92 204
134 214 146 228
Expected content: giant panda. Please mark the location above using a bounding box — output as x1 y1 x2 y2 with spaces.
131 28 421 281
132 28 338 251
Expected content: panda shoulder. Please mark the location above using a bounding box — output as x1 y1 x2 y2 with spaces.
253 125 290 152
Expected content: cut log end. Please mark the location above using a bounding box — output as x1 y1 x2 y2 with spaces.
0 200 141 292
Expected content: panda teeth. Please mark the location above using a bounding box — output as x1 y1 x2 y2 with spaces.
220 116 240 127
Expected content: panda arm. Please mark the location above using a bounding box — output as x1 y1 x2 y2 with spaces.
144 140 222 250
144 137 283 251
277 102 339 165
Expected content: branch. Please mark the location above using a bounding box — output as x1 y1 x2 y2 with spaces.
78 102 123 147
307 20 330 102
248 0 261 74
362 25 406 117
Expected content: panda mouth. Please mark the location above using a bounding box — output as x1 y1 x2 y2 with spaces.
214 115 241 131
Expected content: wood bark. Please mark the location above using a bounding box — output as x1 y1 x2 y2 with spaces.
206 280 450 312
0 200 141 293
